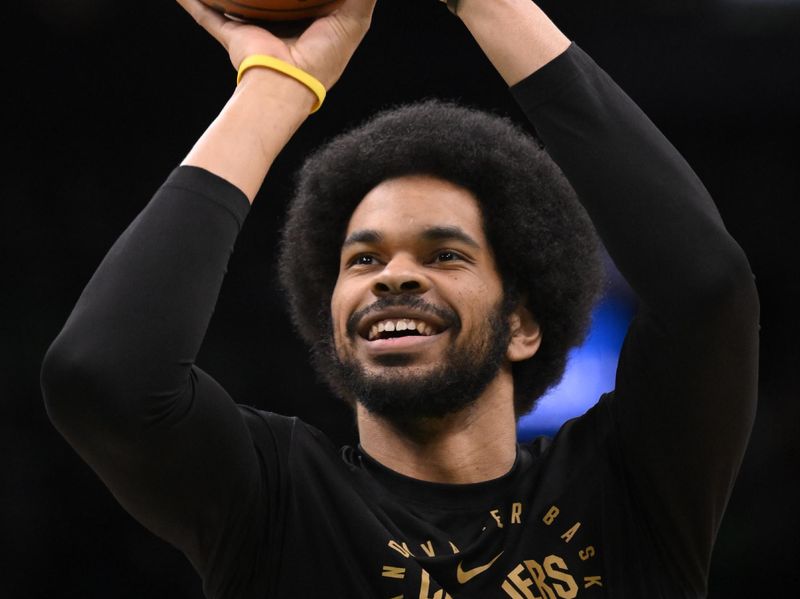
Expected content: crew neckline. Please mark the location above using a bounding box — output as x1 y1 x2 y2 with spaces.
351 443 529 510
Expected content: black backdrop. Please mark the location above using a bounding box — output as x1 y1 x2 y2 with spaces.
3 0 799 596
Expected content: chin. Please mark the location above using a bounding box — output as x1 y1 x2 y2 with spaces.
370 353 431 367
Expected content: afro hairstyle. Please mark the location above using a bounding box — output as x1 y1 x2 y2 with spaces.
278 99 605 417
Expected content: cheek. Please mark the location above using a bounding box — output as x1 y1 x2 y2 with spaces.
476 272 504 296
461 286 505 331
330 277 347 318
329 284 353 347
454 273 503 306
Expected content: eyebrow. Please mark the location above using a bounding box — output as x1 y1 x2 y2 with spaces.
341 226 481 249
342 229 383 248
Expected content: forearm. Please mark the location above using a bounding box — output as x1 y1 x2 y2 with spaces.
176 0 375 203
44 71 310 412
182 68 312 203
513 46 755 319
456 0 754 316
455 0 570 86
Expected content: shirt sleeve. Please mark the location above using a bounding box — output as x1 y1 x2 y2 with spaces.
39 166 274 591
511 44 759 591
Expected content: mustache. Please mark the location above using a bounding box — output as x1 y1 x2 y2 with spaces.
346 295 459 338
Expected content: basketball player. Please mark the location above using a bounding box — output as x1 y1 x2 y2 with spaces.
41 0 759 596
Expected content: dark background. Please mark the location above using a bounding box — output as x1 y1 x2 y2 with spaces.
3 0 798 596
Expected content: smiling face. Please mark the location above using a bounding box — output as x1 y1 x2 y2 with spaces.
327 175 519 421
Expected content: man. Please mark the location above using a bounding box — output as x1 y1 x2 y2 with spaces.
40 0 759 597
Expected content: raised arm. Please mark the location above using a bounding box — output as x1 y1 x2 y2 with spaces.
39 0 375 588
452 0 759 591
178 0 376 201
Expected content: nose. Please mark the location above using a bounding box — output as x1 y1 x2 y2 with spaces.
372 254 430 296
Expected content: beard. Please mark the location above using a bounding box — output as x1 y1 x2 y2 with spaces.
313 295 513 424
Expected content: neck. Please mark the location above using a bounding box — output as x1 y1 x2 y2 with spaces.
355 368 518 484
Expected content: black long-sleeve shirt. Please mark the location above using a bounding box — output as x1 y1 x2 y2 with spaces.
41 44 759 598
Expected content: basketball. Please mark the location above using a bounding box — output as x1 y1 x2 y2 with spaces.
200 0 345 22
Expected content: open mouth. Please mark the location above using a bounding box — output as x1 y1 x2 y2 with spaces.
366 318 443 341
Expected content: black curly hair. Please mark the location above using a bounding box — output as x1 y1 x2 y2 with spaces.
278 99 605 418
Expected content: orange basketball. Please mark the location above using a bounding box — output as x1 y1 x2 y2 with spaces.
200 0 345 22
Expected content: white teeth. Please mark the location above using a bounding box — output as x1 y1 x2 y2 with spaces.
366 318 438 340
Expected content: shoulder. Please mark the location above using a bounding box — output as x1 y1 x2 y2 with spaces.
236 404 342 463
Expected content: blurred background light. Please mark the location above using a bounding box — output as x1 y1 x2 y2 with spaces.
518 265 636 440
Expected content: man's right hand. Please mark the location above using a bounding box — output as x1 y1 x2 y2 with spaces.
176 0 376 91
175 0 376 202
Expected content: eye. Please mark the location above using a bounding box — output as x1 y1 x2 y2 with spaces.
433 250 462 263
347 254 377 267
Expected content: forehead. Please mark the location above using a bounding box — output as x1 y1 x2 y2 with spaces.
344 175 487 240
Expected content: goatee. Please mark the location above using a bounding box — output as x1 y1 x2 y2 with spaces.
314 296 513 424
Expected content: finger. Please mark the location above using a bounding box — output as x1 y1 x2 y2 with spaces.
335 0 378 21
301 0 376 47
175 0 231 47
330 0 377 42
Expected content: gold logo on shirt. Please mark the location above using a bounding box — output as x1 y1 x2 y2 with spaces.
456 551 504 584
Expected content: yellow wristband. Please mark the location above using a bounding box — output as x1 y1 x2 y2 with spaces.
236 55 326 114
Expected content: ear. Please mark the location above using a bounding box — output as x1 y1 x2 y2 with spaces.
506 303 541 362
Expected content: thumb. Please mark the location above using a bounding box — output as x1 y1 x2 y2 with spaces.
335 0 378 21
